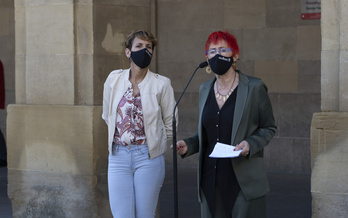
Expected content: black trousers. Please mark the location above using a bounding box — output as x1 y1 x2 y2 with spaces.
201 188 267 218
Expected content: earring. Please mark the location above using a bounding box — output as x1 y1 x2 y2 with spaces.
206 66 212 74
232 62 236 70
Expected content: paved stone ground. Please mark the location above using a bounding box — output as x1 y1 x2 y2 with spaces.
0 166 311 218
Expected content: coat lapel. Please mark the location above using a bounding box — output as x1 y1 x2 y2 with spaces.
231 72 249 144
110 69 130 117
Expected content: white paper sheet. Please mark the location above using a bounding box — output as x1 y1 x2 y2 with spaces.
209 142 242 158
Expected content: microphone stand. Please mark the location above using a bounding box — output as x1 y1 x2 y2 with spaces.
172 61 208 218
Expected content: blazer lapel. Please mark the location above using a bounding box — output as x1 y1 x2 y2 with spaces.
231 72 249 144
110 69 130 117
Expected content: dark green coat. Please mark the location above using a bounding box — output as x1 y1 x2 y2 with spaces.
182 71 276 202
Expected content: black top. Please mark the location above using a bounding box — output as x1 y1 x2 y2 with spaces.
201 83 240 217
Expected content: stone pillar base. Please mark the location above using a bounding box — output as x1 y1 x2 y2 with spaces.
6 104 111 217
311 112 348 218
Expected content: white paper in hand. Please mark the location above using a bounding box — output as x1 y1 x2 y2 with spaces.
209 142 242 158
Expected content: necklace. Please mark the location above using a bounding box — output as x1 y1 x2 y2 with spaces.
215 72 237 102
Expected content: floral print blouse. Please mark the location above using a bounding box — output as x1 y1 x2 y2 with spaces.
114 87 146 146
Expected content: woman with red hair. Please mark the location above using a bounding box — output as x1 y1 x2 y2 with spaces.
173 31 276 217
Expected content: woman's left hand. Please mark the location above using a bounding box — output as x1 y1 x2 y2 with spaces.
234 140 250 157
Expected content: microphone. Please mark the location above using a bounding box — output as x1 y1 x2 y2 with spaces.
199 61 208 68
172 61 206 218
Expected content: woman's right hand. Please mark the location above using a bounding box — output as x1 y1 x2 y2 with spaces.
170 140 188 155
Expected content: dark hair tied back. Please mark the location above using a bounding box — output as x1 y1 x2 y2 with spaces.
125 30 157 50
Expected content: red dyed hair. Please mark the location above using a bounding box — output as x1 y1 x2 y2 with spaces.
205 31 239 56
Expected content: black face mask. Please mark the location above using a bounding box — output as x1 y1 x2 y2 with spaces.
130 48 152 69
208 54 233 76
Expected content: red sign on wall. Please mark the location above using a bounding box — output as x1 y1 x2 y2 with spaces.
301 0 321 19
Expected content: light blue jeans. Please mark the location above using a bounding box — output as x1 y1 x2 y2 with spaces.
108 144 165 218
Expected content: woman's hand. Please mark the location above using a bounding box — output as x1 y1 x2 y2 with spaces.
170 140 188 155
234 140 250 157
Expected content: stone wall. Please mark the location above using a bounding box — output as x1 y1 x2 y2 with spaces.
9 0 155 217
7 105 109 217
310 0 348 217
311 113 348 217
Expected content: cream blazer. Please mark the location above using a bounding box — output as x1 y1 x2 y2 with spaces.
102 68 178 159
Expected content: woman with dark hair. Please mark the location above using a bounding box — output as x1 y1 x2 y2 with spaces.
173 31 276 218
102 30 178 218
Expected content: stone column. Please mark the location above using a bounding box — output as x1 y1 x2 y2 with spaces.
9 0 155 217
311 0 348 217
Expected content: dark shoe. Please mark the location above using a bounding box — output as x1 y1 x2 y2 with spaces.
0 159 7 167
